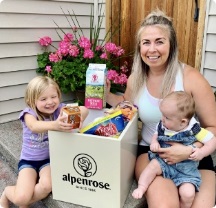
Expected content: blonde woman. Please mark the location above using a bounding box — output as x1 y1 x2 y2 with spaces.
0 76 88 208
106 10 216 208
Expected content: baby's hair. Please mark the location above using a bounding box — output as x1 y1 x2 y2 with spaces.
25 76 61 121
163 91 195 120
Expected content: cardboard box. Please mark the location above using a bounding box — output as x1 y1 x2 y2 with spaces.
85 63 107 109
49 109 138 208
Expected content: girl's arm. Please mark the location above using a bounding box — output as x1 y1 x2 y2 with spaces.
25 106 89 133
24 113 73 133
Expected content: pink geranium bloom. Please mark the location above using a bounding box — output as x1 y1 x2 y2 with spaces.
68 45 79 57
64 33 73 42
115 73 127 85
107 70 118 81
100 53 108 59
58 41 70 56
78 36 91 49
104 42 117 53
39 36 52 46
114 47 125 57
45 66 52 73
83 49 94 59
49 53 62 62
72 26 78 32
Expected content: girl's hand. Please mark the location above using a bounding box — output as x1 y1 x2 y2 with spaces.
55 113 74 132
157 142 192 164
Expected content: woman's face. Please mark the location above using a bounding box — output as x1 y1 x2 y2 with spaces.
140 25 170 70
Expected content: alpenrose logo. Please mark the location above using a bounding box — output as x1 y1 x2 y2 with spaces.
73 153 97 177
62 153 111 190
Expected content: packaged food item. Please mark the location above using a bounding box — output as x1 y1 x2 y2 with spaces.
105 101 138 123
79 110 124 138
62 105 81 129
85 63 107 109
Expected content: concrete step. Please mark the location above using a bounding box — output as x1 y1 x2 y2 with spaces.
0 120 146 208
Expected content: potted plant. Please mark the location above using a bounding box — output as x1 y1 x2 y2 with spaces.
37 7 130 99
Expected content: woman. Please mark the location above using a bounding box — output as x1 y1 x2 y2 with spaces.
106 10 216 207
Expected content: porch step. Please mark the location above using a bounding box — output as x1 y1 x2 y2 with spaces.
0 120 147 208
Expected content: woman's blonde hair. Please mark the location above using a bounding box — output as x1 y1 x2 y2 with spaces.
131 9 182 100
25 76 61 120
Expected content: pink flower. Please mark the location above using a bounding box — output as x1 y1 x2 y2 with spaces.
107 70 128 85
68 45 79 57
72 26 78 32
64 33 73 42
105 42 117 53
39 36 52 46
100 53 108 59
58 41 70 56
115 73 127 85
114 46 125 57
83 49 94 59
78 36 91 49
45 66 52 73
49 53 62 62
107 70 118 81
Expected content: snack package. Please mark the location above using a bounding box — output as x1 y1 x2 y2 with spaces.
79 110 125 138
62 104 81 129
105 101 138 124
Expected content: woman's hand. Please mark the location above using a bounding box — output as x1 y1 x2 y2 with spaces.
157 142 192 164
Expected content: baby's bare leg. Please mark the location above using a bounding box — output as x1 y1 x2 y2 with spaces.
179 182 195 208
132 159 162 199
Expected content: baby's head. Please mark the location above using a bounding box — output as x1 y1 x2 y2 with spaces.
160 91 195 131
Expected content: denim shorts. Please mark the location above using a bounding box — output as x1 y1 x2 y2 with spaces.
18 158 50 173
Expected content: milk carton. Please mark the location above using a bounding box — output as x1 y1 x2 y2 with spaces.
85 63 107 109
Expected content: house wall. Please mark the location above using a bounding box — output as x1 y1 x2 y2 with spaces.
201 0 216 91
0 0 105 123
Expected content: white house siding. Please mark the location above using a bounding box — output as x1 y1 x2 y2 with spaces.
0 0 105 123
201 0 216 91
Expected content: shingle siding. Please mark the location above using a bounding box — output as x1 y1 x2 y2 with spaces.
201 0 216 91
0 0 105 123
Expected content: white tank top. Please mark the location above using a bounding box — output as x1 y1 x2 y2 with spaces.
135 68 184 146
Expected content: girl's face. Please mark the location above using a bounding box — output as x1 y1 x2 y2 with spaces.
140 26 170 70
159 99 187 132
36 85 60 117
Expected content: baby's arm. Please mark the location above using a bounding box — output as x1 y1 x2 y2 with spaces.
189 135 216 161
150 133 160 152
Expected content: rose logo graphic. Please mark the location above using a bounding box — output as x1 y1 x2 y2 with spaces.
73 154 97 177
92 74 98 82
